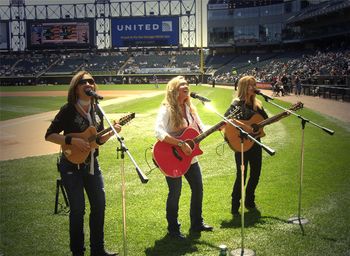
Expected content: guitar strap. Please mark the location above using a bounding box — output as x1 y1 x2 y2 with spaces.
76 103 95 175
189 110 203 134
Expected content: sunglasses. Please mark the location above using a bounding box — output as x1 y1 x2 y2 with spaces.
78 78 95 85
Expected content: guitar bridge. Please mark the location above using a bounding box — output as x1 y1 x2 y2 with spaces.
171 146 183 161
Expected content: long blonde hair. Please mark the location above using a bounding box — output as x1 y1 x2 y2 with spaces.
235 75 262 110
162 76 195 128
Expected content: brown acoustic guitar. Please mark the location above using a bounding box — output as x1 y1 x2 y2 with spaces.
62 113 135 164
224 102 303 152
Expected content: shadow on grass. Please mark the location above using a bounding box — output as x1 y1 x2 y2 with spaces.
144 232 218 256
220 209 290 229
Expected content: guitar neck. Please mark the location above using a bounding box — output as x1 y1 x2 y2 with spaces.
193 120 226 144
87 127 111 143
258 111 290 128
96 127 112 138
89 113 135 143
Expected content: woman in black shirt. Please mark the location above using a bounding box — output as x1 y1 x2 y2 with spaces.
224 76 268 215
45 71 120 256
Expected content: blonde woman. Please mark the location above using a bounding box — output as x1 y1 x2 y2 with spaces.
45 71 120 256
154 76 213 239
224 76 268 216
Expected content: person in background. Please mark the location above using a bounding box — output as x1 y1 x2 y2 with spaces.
45 71 120 256
224 75 268 215
154 75 213 239
295 75 302 96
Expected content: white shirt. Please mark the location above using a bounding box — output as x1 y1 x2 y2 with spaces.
155 104 205 141
154 104 205 164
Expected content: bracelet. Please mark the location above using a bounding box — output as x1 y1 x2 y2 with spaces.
65 135 72 145
177 140 184 147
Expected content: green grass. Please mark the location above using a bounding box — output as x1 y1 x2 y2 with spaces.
0 85 349 256
0 96 66 120
0 84 166 120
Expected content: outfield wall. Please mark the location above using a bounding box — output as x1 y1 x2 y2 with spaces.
0 73 207 86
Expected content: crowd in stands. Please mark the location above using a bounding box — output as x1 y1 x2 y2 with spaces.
0 52 57 77
211 47 349 96
1 47 349 95
123 49 199 75
0 49 200 78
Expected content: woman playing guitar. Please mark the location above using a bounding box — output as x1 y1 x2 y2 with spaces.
224 75 268 216
45 71 119 256
154 76 213 239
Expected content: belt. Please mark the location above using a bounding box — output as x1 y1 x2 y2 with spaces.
60 154 91 170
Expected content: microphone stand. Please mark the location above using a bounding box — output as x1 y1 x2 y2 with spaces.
95 99 148 256
258 94 334 229
201 101 275 256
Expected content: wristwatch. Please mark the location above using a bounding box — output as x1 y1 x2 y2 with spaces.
177 141 184 147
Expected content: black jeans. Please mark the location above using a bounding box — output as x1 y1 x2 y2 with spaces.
232 142 262 211
165 162 203 232
60 157 106 255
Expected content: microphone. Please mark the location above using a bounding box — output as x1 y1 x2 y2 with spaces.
254 89 273 101
85 89 103 100
190 92 211 102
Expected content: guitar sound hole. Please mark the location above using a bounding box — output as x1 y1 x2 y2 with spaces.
251 124 259 133
186 140 195 150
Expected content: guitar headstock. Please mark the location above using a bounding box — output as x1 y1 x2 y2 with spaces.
118 112 136 126
290 102 304 111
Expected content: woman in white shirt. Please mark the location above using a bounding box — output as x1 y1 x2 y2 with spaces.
154 76 213 239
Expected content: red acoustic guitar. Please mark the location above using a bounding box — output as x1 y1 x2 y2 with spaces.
62 113 135 164
152 120 226 177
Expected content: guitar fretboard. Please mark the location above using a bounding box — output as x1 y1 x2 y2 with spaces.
194 121 226 144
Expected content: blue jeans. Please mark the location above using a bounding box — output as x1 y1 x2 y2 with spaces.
165 162 204 232
59 157 106 255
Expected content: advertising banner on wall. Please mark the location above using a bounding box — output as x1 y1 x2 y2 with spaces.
27 19 95 49
111 16 179 47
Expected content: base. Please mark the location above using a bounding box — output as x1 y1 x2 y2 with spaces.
230 248 255 256
288 216 309 225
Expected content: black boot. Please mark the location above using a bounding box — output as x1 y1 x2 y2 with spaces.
167 223 185 239
190 222 213 232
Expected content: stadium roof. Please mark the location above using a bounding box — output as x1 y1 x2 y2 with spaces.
287 0 350 24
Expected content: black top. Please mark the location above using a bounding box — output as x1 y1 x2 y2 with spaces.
45 103 104 157
224 99 268 120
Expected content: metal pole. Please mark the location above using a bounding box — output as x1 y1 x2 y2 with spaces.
120 155 127 256
200 0 204 83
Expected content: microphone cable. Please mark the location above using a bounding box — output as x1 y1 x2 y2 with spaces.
144 145 158 176
215 130 229 157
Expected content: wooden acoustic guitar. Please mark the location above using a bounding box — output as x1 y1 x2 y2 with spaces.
224 102 303 152
62 113 135 164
